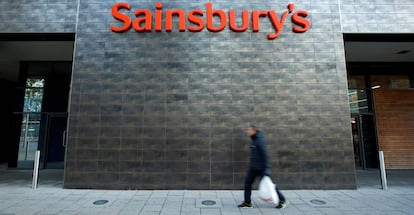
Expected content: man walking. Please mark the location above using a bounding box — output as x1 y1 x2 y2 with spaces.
238 125 289 209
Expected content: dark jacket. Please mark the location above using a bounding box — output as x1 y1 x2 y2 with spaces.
249 131 270 170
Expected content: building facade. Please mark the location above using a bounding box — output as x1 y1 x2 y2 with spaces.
1 0 413 190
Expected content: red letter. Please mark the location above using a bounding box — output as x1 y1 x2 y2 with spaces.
110 3 132 32
292 10 310 33
206 3 226 32
188 10 204 32
155 2 163 32
166 10 186 32
251 10 267 32
133 10 152 32
267 10 288 40
229 10 249 32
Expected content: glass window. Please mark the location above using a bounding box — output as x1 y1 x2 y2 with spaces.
371 75 410 89
18 78 45 166
348 89 369 114
23 78 45 112
348 75 366 89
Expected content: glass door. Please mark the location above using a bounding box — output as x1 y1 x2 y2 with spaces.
351 114 379 169
359 115 379 168
44 114 67 169
351 116 362 168
17 78 45 168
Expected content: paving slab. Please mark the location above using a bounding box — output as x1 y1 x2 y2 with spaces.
0 169 414 214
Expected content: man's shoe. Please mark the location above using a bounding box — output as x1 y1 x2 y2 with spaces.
238 202 253 208
276 200 289 209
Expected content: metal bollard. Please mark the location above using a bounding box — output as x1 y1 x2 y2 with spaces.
32 150 40 189
378 150 387 190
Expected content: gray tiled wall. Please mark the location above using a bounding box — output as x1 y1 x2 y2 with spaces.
0 0 77 33
63 0 356 189
5 0 410 189
340 0 414 33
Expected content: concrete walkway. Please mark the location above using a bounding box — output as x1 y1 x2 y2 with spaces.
0 169 413 215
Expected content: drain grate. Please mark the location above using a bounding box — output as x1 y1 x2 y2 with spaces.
310 199 327 205
201 200 217 206
93 200 108 205
196 199 221 208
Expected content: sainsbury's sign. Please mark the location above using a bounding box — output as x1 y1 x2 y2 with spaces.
110 2 310 40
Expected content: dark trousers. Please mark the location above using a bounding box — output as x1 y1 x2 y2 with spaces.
244 168 286 204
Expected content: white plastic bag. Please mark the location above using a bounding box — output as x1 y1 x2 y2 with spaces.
258 176 279 204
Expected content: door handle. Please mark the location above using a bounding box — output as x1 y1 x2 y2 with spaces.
62 130 67 147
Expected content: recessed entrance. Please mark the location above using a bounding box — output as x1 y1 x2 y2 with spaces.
344 34 414 170
0 34 74 172
15 62 72 169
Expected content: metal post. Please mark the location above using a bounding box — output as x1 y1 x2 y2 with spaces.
378 150 387 190
24 112 30 159
32 150 40 189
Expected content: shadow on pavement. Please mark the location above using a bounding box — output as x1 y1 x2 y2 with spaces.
0 168 413 189
356 169 414 189
0 169 63 188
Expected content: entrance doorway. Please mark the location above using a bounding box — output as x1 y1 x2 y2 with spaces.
344 33 414 171
351 115 379 169
17 112 68 169
0 34 74 170
16 62 72 169
44 114 67 169
348 87 379 169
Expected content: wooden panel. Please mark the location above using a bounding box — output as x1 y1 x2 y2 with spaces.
373 89 414 169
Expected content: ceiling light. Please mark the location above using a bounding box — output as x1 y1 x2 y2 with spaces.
371 85 381 89
396 50 411 54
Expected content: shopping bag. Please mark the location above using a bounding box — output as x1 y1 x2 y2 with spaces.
258 176 279 204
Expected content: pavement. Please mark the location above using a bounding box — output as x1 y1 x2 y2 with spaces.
0 169 413 215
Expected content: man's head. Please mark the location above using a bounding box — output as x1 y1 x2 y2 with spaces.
246 125 257 136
